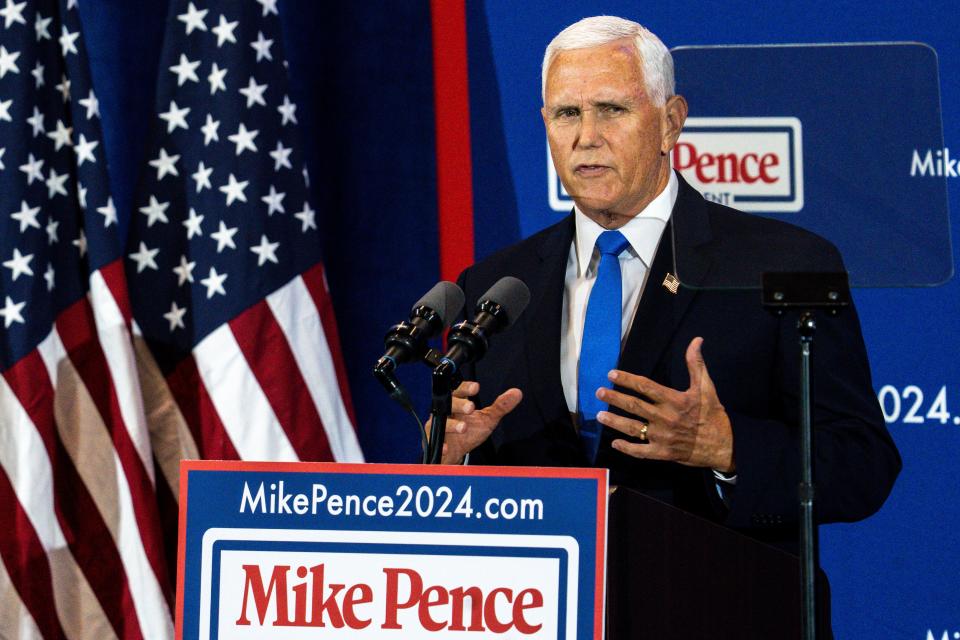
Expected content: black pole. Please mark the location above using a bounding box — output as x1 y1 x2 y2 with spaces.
426 360 456 464
798 311 818 640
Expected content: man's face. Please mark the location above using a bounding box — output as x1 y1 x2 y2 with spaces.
541 39 687 225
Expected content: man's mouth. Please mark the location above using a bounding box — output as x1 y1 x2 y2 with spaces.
574 164 610 176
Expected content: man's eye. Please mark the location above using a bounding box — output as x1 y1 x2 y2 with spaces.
556 108 579 118
600 105 625 115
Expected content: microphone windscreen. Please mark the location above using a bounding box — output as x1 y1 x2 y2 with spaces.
413 281 465 328
480 276 531 328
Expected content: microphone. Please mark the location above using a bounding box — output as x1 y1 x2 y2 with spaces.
438 276 531 374
374 281 465 405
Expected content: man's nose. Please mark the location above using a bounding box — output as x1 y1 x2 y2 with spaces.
576 110 602 148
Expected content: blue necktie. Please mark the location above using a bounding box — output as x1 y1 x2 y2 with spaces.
578 230 629 463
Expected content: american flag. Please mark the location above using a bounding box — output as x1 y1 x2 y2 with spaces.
0 0 362 637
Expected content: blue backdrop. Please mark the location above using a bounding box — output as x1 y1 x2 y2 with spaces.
77 1 958 637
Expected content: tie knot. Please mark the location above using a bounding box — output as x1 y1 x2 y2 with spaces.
595 230 629 257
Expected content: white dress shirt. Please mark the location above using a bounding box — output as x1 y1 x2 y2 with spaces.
560 171 677 414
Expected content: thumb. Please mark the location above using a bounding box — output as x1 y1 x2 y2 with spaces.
484 388 523 421
685 336 706 389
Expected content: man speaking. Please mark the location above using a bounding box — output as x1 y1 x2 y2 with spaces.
439 16 900 551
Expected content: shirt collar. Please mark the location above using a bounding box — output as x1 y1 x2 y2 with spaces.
573 170 678 276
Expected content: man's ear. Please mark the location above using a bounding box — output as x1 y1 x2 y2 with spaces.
660 95 689 154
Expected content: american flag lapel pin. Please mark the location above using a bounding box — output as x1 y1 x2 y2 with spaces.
662 273 680 294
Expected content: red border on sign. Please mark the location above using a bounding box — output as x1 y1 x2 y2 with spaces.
175 460 607 639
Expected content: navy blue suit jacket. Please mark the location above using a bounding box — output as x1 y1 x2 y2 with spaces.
457 175 900 551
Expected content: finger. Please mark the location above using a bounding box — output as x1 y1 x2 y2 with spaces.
451 397 475 415
610 438 668 460
685 337 706 390
444 420 466 435
453 381 480 398
607 369 674 404
596 410 657 441
484 388 523 420
596 387 661 422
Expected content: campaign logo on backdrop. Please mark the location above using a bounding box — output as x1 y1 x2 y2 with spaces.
674 117 804 212
546 117 803 213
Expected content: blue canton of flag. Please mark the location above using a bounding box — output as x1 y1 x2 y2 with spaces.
126 0 363 466
0 0 175 638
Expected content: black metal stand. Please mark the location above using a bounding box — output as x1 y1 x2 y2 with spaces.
425 359 457 464
762 271 850 640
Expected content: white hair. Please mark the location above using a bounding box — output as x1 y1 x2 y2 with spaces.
541 16 675 106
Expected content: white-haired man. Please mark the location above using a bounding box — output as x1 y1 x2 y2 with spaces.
442 16 899 554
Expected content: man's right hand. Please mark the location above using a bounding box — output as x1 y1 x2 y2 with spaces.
437 381 522 464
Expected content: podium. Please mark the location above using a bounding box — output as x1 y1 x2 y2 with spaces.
607 485 832 639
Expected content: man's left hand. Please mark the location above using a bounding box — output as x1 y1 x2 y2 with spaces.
595 337 735 472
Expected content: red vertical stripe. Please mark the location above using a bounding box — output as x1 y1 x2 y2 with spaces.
55 299 174 610
301 263 357 429
430 0 475 281
4 353 144 640
98 259 134 324
0 465 67 640
165 355 240 460
229 299 335 462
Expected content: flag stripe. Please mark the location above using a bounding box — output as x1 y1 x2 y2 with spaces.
193 325 298 461
300 263 360 431
53 301 175 613
230 298 334 462
6 349 141 640
0 553 46 640
99 260 135 324
270 272 363 462
0 469 66 640
165 354 240 460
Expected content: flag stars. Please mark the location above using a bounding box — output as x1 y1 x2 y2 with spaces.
211 220 238 252
34 12 51 40
149 147 180 180
239 76 268 108
128 241 159 273
250 31 274 62
212 14 238 47
0 45 20 78
256 0 279 17
250 234 279 266
295 202 317 232
10 200 40 232
159 99 190 133
0 147 4 169
26 106 43 136
173 254 196 285
177 2 208 35
0 98 12 121
163 301 187 331
77 184 87 209
47 119 73 151
270 141 293 171
201 114 220 145
43 264 54 291
74 134 99 166
192 161 213 192
227 122 258 155
219 173 249 205
78 89 100 119
97 197 117 227
45 218 59 244
73 230 87 256
45 168 69 198
19 153 44 184
169 53 200 86
207 62 227 94
59 25 80 56
31 61 44 87
277 95 297 125
0 0 25 27
183 207 204 239
200 266 227 298
139 195 170 227
261 185 285 215
0 296 25 328
4 248 34 280
55 74 70 101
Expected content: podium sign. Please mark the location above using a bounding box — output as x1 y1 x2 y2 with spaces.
176 461 608 640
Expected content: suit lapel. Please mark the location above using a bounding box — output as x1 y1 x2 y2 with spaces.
619 176 715 378
522 215 574 425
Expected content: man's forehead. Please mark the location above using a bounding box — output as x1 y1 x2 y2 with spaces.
545 42 646 102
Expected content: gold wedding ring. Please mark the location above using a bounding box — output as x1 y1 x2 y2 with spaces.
638 423 649 443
